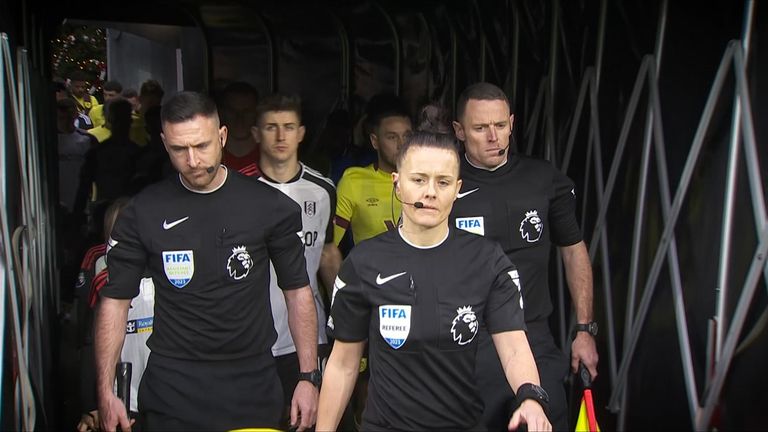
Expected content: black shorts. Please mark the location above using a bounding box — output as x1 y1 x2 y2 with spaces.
138 352 283 431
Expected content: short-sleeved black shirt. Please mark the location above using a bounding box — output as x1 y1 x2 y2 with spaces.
328 228 525 430
450 154 582 322
101 170 309 361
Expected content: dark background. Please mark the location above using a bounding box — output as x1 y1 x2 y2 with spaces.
2 0 767 430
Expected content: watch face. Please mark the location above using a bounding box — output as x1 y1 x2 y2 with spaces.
589 322 598 335
576 322 598 336
300 370 322 387
532 385 549 402
309 370 322 387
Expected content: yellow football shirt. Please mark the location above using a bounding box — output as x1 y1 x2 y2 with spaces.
89 104 106 127
129 111 147 146
87 125 111 143
73 94 99 113
334 164 400 245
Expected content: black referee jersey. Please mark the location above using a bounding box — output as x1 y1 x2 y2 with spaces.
328 228 526 430
450 154 582 322
101 169 310 360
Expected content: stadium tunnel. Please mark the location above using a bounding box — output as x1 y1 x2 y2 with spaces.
1 0 767 430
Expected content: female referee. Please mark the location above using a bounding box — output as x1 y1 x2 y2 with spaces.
317 131 551 431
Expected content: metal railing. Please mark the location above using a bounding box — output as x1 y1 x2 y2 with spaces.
1 32 44 431
520 0 766 429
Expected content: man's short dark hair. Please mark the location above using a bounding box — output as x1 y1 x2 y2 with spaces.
395 131 460 172
121 88 138 99
365 93 410 134
161 91 218 125
140 79 165 98
103 80 123 93
455 82 510 121
107 98 133 135
255 93 302 123
57 97 78 114
54 80 68 93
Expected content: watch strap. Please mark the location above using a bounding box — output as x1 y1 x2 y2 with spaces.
574 321 598 337
515 383 550 415
298 369 321 388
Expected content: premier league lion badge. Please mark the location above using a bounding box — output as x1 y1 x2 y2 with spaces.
519 210 544 243
451 305 478 346
227 245 253 280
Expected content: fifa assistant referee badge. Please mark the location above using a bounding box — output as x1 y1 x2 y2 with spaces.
298 369 322 388
515 383 550 414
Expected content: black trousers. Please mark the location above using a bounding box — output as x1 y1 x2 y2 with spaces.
474 321 569 431
138 352 283 431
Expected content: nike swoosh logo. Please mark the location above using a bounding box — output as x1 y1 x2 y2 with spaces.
163 217 190 230
376 272 407 285
457 188 479 199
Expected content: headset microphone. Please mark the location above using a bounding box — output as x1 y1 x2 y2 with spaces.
206 166 216 174
399 199 424 209
390 183 425 228
498 134 518 156
393 187 425 209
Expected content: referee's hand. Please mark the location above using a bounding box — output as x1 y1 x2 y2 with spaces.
290 380 319 431
77 410 99 432
508 400 551 431
98 393 134 432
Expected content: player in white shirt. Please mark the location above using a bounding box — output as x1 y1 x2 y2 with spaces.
252 92 342 428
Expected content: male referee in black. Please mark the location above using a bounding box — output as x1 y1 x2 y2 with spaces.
450 82 599 431
95 91 319 431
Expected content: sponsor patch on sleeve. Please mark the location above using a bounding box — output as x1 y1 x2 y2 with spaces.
126 317 153 334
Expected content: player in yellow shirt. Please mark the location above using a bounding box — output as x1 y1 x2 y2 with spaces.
332 94 412 429
121 88 148 146
69 72 99 115
89 80 123 128
334 95 412 246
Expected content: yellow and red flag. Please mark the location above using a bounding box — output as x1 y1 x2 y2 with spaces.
575 387 600 432
575 363 600 432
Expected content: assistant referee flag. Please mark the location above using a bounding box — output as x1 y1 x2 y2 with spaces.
575 363 600 432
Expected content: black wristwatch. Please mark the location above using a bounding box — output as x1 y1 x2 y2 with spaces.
298 369 322 388
574 321 599 337
515 383 550 414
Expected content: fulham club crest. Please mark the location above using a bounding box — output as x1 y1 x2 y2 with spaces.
519 210 543 243
451 305 478 346
304 201 316 217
